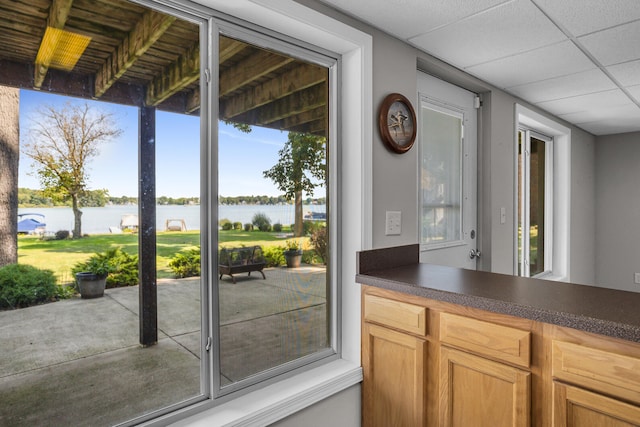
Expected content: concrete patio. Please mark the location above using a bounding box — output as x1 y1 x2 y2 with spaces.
0 266 327 426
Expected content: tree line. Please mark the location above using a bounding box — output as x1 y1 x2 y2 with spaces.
18 188 326 208
17 188 200 208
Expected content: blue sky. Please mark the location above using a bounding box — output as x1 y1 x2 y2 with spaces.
18 89 288 198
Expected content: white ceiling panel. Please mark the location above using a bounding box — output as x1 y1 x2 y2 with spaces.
506 68 617 103
317 0 640 135
578 20 640 66
536 89 631 116
315 0 512 40
607 60 640 87
409 0 566 68
628 85 640 102
558 103 640 124
533 0 640 36
465 41 594 88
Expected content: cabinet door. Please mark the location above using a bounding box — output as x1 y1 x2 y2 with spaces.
440 346 530 427
362 323 427 427
553 382 640 426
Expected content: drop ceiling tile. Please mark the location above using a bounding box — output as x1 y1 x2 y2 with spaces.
536 88 631 116
628 84 640 102
577 113 640 135
409 0 566 68
533 0 640 37
316 0 511 39
506 68 617 103
578 20 640 65
557 103 640 124
607 59 640 86
465 41 593 88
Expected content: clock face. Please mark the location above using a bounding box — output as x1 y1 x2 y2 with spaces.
379 93 417 153
387 101 414 147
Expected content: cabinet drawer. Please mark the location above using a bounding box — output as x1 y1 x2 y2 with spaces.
440 312 531 368
363 294 427 335
552 340 640 404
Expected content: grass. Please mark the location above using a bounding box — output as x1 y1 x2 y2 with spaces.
18 229 306 284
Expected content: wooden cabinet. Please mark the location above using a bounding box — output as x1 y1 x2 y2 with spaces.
553 382 640 426
440 347 530 427
551 340 640 427
438 313 531 427
361 287 640 427
362 322 427 427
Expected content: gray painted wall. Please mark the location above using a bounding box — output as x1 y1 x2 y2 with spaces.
595 132 640 292
269 385 361 427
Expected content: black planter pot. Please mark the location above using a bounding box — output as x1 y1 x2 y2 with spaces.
75 272 107 299
284 250 303 268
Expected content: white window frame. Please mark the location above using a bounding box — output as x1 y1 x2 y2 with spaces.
139 1 371 425
515 104 570 282
518 128 553 278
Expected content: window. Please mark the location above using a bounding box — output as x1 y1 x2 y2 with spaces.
515 104 571 281
517 129 553 277
212 29 337 395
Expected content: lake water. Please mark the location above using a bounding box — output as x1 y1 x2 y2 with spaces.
18 204 326 235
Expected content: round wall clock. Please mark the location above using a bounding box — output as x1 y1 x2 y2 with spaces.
378 93 417 154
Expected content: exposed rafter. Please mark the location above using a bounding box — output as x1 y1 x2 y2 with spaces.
34 0 73 88
220 49 294 97
220 63 326 120
145 42 199 106
94 10 175 98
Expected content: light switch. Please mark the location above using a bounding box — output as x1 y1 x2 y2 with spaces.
385 211 401 235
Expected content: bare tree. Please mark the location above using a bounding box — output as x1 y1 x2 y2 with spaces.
0 86 20 267
23 102 123 238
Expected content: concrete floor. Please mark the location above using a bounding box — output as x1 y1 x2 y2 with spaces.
0 267 327 426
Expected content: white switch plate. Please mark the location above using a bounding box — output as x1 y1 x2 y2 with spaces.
635 273 640 285
385 211 401 235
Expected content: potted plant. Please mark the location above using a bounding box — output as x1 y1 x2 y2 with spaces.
283 239 303 268
75 257 113 299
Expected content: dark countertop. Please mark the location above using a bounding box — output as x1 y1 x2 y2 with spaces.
357 244 640 343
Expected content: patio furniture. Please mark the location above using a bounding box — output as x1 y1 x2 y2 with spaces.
219 246 266 284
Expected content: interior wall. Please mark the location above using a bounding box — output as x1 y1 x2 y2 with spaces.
269 384 360 427
370 30 419 248
595 131 640 292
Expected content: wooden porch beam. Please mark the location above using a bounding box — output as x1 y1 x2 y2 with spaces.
34 0 73 88
220 49 293 97
231 82 326 127
94 10 175 98
220 63 326 120
145 42 199 106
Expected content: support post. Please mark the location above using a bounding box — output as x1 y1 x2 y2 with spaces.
139 105 157 346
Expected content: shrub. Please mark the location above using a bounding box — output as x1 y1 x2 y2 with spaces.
169 248 201 278
244 223 253 231
263 246 285 267
219 218 232 230
233 221 243 230
71 248 139 288
252 212 272 232
310 226 328 264
273 223 283 232
0 264 61 309
55 230 70 240
303 220 324 236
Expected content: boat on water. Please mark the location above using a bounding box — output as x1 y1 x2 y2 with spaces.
17 213 46 235
303 211 326 221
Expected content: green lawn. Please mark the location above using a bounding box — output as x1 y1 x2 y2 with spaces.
17 230 302 284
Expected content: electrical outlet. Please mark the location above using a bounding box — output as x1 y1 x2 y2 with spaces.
385 211 401 235
635 273 640 285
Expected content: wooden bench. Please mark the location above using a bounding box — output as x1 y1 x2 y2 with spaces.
218 246 266 284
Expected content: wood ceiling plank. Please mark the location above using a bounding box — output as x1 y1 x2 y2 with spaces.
33 0 74 88
145 42 199 106
94 9 175 98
